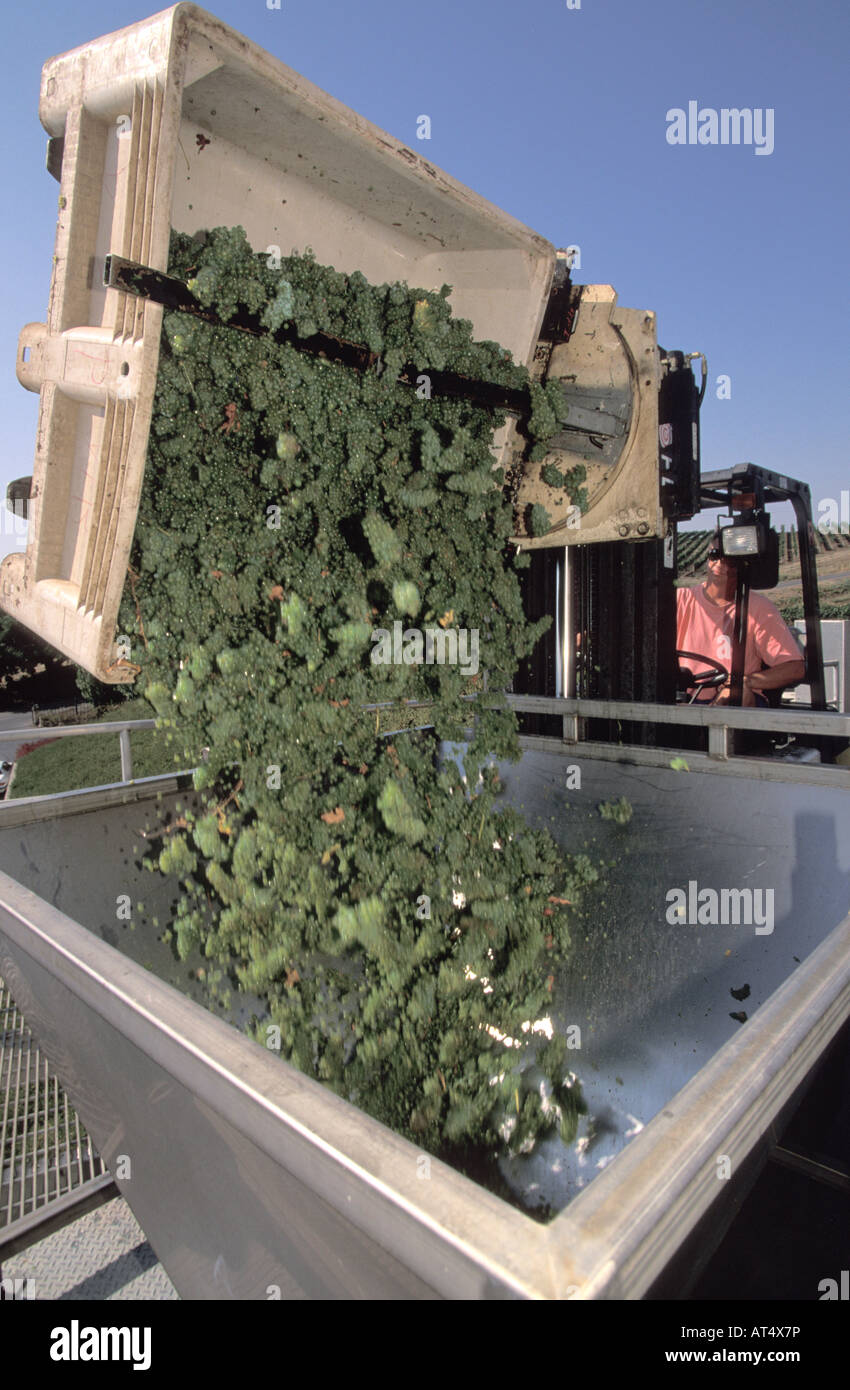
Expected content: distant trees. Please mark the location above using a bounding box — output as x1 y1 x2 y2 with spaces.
0 613 79 708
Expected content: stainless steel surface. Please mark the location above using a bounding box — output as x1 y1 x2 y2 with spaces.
554 907 850 1298
0 870 558 1300
0 708 846 1298
0 784 226 1011
478 745 850 1217
0 772 193 828
508 691 850 782
0 827 847 1298
793 619 850 711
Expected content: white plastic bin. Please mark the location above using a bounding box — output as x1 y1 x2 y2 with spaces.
2 4 556 682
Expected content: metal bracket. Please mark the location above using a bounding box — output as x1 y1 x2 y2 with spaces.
104 254 534 420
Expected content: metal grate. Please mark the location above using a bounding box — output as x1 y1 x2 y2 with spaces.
1 977 113 1253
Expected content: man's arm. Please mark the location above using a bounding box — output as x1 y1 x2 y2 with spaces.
715 660 805 705
750 597 807 692
745 659 806 694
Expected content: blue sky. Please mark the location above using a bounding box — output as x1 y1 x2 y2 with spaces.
1 0 846 558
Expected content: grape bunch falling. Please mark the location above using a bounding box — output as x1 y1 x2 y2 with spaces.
120 225 600 1176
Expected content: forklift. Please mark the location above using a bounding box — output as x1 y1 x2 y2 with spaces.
513 291 837 761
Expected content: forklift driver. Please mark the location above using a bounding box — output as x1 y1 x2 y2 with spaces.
677 532 805 705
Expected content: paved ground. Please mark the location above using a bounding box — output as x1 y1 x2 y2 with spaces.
1 1198 179 1300
0 709 36 767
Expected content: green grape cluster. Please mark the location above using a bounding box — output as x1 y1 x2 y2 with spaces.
541 461 589 515
120 225 598 1174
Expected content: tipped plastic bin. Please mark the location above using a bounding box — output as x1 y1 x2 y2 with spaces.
2 3 556 682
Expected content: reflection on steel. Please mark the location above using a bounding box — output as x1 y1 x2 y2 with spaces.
0 839 848 1297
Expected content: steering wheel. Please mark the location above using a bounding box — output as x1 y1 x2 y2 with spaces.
676 650 729 693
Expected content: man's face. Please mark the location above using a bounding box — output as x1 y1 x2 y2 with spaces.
707 545 738 596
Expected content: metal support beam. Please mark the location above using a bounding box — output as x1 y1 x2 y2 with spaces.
708 724 730 759
119 728 133 782
0 1175 119 1261
104 254 533 420
768 1145 850 1195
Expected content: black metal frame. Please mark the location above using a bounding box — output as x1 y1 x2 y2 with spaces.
103 253 535 420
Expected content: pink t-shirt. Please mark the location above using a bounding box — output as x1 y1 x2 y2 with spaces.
677 584 802 684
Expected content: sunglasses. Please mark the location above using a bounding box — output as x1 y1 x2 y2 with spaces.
707 548 723 560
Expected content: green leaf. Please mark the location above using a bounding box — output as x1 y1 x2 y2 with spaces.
377 779 426 843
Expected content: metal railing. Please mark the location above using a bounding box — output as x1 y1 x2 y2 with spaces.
0 696 847 808
504 694 850 783
0 718 157 788
506 693 850 748
0 978 116 1257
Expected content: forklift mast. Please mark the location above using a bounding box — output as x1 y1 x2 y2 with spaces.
514 306 827 723
515 337 704 736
